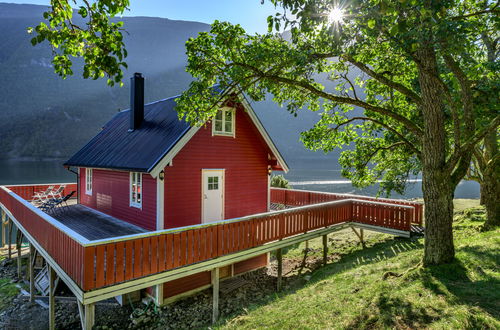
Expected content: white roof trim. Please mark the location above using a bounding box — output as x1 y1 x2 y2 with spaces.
150 126 201 178
149 93 289 177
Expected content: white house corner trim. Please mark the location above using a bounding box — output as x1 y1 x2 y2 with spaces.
156 177 165 230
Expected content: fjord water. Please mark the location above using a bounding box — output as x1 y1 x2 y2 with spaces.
0 159 75 185
0 159 480 246
0 159 480 199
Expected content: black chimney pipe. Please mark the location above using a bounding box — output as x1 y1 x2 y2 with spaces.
129 72 144 131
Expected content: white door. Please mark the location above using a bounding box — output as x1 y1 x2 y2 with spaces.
202 170 224 223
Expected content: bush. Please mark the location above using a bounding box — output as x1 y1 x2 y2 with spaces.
270 175 291 189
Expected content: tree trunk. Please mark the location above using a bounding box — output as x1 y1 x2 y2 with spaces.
479 183 486 205
482 131 500 228
482 177 500 228
481 33 499 228
417 46 455 266
421 168 455 265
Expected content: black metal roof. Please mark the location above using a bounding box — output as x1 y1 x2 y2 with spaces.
64 96 191 172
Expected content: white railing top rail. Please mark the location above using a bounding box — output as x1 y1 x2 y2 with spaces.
0 186 89 244
4 182 76 187
271 187 424 205
0 185 415 248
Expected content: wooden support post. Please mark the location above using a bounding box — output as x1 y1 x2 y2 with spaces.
154 284 164 307
77 301 85 330
49 266 56 330
16 231 22 279
211 268 220 324
1 210 5 247
8 220 12 259
29 244 35 302
351 227 365 248
84 303 95 330
276 248 283 292
322 234 328 266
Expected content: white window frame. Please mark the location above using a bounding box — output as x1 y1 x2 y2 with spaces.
212 107 235 137
85 168 92 195
130 172 143 209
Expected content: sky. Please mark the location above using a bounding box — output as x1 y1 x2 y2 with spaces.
6 0 280 34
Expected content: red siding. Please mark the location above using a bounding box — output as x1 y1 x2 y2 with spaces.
233 254 268 275
163 271 212 298
163 106 271 228
162 254 268 299
79 168 157 230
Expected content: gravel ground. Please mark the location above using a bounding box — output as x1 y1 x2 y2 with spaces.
0 250 327 330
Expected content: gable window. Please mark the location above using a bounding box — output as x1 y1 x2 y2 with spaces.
213 107 235 137
85 168 92 195
130 172 142 208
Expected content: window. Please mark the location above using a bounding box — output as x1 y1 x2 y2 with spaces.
213 108 235 136
207 176 219 190
130 172 142 208
85 168 92 195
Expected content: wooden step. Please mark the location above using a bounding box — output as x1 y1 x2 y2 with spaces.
34 265 59 296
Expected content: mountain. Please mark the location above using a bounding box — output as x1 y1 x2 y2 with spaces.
0 3 340 168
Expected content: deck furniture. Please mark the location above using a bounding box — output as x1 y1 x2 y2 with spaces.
46 185 66 200
38 191 76 215
31 185 55 204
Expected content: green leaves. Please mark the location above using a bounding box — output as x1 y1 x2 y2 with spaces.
29 0 498 198
29 0 129 86
175 0 497 197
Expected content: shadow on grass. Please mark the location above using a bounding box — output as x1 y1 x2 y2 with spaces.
310 237 423 282
217 236 424 327
420 252 500 320
347 292 440 329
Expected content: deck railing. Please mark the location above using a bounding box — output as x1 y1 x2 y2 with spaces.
6 183 78 201
0 186 87 287
0 184 415 292
270 188 424 226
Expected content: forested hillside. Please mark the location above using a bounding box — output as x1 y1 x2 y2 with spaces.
0 3 340 165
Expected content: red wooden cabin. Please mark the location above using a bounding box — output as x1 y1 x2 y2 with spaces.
64 73 289 301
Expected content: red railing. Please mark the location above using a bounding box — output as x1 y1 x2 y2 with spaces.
0 186 86 287
271 188 424 226
1 184 414 292
81 198 413 290
6 183 77 201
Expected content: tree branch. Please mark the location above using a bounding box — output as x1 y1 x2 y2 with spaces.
331 116 420 156
451 1 500 20
228 61 424 137
345 56 422 105
361 142 407 168
447 115 500 172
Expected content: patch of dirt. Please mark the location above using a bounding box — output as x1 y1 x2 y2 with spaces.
0 251 332 329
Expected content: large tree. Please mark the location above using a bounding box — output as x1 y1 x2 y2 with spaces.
31 0 499 265
465 29 499 228
173 0 499 265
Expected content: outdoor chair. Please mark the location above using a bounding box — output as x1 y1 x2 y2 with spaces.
32 186 55 204
46 185 66 200
38 191 75 215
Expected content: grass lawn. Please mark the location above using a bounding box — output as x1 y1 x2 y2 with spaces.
219 200 499 329
0 256 18 311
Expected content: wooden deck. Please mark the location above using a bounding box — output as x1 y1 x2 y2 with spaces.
1 183 423 293
49 204 147 241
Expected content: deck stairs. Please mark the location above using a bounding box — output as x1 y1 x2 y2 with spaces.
34 264 59 296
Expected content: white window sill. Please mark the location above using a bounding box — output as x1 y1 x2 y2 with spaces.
130 203 142 209
213 131 235 137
